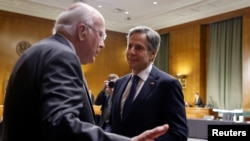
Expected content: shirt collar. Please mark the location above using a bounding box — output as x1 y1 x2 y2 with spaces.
132 63 153 81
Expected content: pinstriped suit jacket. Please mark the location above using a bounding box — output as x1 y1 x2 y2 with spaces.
1 34 130 141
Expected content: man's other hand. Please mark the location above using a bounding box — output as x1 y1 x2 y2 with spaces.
131 124 169 141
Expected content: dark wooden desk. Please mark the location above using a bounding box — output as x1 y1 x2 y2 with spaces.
185 107 218 119
0 105 3 122
187 118 250 139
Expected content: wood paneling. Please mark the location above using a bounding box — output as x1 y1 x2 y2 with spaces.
168 25 205 103
242 13 250 111
158 7 250 112
0 11 54 104
83 30 130 97
1 7 250 112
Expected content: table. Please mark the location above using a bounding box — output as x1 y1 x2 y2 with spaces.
185 107 218 119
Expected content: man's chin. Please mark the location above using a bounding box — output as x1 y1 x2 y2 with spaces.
129 64 137 69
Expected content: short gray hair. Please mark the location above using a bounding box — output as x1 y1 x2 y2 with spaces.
127 26 161 53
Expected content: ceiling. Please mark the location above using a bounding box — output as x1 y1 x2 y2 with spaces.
0 0 249 33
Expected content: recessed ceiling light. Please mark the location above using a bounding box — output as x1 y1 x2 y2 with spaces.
98 5 102 8
153 1 158 5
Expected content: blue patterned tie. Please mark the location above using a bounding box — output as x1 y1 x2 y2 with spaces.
122 75 140 119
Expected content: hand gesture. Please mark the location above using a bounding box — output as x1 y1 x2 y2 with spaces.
131 124 169 141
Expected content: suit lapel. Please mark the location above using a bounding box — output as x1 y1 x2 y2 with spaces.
135 67 159 102
120 67 159 127
113 75 130 122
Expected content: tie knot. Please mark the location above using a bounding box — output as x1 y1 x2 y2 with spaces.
133 75 140 83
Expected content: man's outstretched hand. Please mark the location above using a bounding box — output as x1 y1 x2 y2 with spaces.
131 124 169 141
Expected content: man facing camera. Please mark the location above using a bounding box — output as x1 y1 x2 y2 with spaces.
110 26 188 141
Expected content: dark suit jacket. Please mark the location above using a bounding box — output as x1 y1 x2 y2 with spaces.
110 66 188 141
98 95 112 130
1 34 130 141
195 97 203 107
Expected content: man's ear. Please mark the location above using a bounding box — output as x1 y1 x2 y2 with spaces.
78 24 87 41
150 50 157 61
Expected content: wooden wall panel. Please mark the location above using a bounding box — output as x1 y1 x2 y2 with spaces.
199 25 209 106
168 25 205 105
242 13 250 111
83 30 130 96
0 11 54 104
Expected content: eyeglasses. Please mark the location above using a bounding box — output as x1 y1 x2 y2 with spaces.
84 24 107 41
